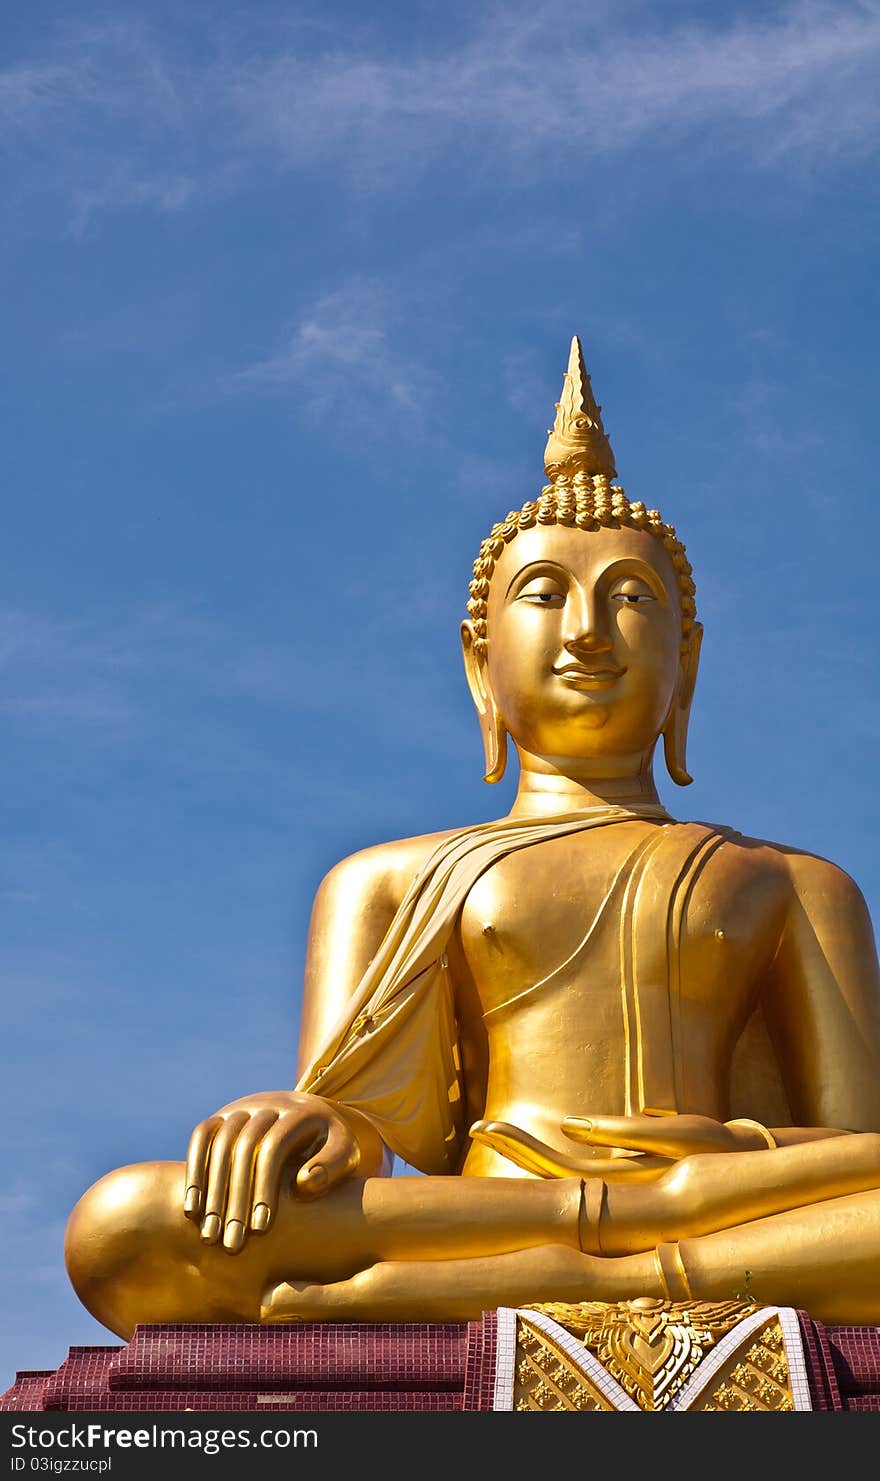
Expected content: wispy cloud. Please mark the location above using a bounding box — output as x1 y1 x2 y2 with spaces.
231 278 436 426
68 171 195 239
0 20 201 235
243 1 880 172
2 3 879 231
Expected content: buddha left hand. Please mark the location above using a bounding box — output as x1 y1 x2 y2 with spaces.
470 1112 833 1180
182 1090 388 1253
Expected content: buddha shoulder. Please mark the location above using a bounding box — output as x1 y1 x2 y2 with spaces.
311 825 465 922
770 837 874 939
695 822 875 942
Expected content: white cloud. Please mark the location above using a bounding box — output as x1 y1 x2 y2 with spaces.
68 172 195 239
185 2 880 176
232 279 431 418
243 1 880 168
1 3 878 230
0 21 195 233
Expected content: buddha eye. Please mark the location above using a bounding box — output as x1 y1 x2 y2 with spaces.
611 580 655 606
516 580 566 607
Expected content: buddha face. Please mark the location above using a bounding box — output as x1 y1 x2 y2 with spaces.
466 522 690 766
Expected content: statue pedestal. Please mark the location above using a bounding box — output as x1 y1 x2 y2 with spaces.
3 1309 880 1413
0 1322 471 1413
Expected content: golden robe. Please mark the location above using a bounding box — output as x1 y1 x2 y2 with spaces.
296 807 748 1174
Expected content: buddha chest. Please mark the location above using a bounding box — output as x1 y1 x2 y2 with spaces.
456 821 790 1119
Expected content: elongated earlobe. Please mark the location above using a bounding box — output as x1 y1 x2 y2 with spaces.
663 623 703 787
461 621 508 784
480 706 508 784
662 704 693 787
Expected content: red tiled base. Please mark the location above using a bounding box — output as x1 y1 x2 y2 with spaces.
4 1313 880 1412
1 1322 473 1414
826 1326 880 1396
53 1387 461 1412
462 1310 498 1412
42 1347 121 1410
0 1372 56 1412
112 1322 467 1391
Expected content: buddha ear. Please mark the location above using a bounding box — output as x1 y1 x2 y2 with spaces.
461 621 508 784
662 622 703 787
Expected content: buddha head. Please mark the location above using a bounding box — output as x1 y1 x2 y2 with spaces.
461 338 702 786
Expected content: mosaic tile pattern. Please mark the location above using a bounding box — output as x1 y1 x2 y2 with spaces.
44 1347 121 1410
1 1324 470 1412
3 1314 880 1412
687 1309 801 1412
795 1315 880 1411
827 1326 880 1403
796 1310 841 1411
462 1311 498 1412
495 1305 808 1412
0 1371 56 1411
50 1387 462 1412
511 1309 639 1411
112 1323 467 1392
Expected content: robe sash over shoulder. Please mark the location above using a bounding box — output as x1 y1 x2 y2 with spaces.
297 807 726 1174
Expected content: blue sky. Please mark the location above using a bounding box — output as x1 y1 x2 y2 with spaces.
2 0 879 1388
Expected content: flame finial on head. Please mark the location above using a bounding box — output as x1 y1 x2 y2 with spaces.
543 335 617 480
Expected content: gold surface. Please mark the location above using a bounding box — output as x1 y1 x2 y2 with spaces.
543 335 617 481
65 337 880 1340
515 1319 613 1412
698 1323 793 1412
516 1300 794 1412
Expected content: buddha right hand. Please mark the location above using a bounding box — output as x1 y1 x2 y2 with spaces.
183 1090 387 1254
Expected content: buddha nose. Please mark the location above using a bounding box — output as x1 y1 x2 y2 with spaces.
563 588 613 656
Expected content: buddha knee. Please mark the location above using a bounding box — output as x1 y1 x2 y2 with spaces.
65 1162 183 1278
64 1161 187 1337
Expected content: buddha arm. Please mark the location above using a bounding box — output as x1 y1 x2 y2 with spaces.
762 852 880 1132
296 848 403 1076
296 831 466 1172
294 848 409 1175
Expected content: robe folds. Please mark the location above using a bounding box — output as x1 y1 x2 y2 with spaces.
296 806 729 1175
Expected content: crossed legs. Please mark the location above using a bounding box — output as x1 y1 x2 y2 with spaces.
65 1134 880 1338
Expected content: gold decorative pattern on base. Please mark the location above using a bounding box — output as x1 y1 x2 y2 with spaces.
697 1324 793 1412
517 1298 795 1413
515 1320 613 1412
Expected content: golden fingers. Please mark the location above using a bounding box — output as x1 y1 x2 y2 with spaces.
561 1113 747 1159
470 1120 669 1181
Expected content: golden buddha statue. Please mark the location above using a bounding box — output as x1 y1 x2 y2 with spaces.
65 337 880 1340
